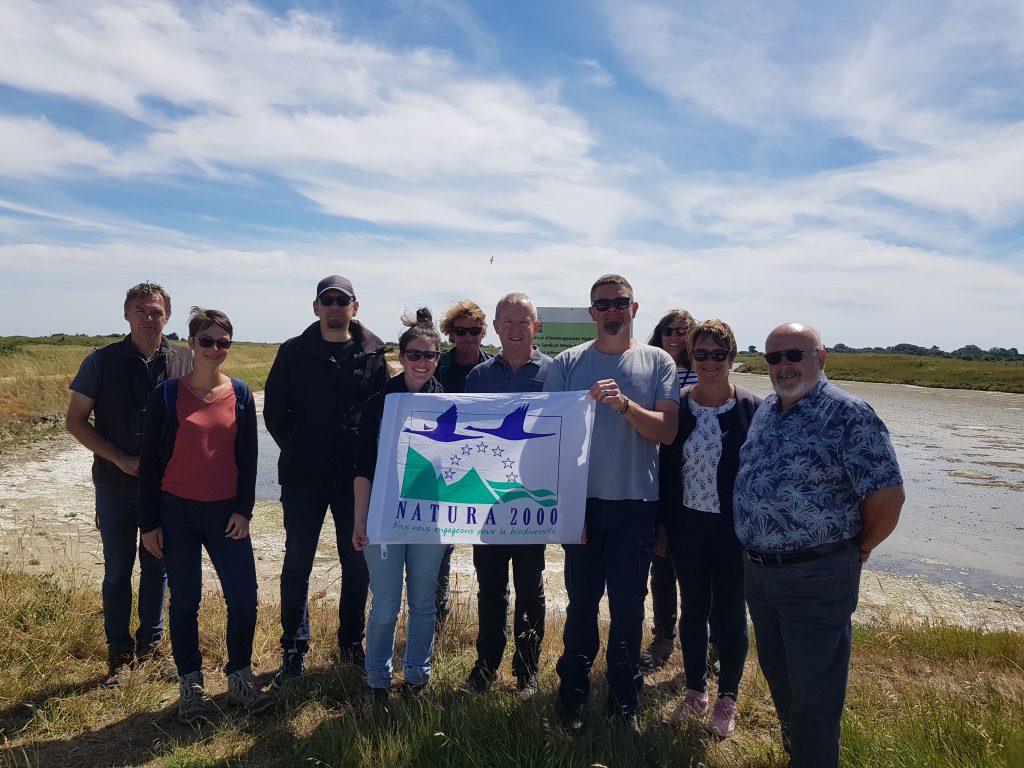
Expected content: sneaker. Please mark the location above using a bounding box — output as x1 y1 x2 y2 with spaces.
227 666 273 715
707 695 737 738
135 643 178 681
465 666 493 694
104 650 133 688
271 649 304 689
176 670 210 726
639 632 674 672
557 703 585 735
670 689 709 723
336 643 366 668
516 674 540 701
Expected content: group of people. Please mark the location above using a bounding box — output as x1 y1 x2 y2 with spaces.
67 273 904 768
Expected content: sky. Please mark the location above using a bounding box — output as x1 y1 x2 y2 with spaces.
1 0 1022 350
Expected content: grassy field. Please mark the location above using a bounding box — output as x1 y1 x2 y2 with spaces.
0 563 1020 767
737 352 1024 393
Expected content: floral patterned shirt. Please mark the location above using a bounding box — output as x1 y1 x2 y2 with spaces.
733 376 903 552
682 397 736 513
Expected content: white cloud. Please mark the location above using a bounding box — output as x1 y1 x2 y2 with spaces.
578 58 615 87
0 117 116 178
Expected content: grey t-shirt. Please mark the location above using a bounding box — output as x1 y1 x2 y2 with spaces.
544 341 677 500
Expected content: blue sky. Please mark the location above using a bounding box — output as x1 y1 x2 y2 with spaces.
1 0 1022 349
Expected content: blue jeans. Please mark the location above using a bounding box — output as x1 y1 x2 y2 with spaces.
557 498 655 716
96 486 166 653
666 506 748 697
279 484 369 654
364 543 447 689
744 543 862 768
159 494 258 676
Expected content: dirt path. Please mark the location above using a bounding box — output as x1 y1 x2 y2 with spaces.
1 397 1021 633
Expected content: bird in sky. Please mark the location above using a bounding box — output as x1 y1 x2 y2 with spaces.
489 256 494 265
402 405 477 442
466 404 555 440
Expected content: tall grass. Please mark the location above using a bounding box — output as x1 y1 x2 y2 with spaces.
1 561 1021 768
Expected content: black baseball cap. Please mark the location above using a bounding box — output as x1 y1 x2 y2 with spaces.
316 275 355 298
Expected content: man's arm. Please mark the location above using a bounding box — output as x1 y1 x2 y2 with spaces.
262 345 290 448
66 391 139 477
588 378 678 444
857 484 905 562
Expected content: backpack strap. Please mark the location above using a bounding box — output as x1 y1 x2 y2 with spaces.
231 377 250 415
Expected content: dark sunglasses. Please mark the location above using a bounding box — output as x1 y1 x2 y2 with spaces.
591 296 632 312
662 327 689 337
451 326 483 337
318 294 353 307
764 348 817 365
692 348 730 362
195 336 232 350
402 349 440 361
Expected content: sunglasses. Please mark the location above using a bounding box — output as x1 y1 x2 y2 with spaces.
591 296 633 312
692 348 730 362
318 294 353 307
195 336 232 350
402 349 440 362
662 327 689 337
764 348 818 365
451 326 483 337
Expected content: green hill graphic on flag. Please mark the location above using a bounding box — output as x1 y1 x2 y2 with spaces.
400 446 556 507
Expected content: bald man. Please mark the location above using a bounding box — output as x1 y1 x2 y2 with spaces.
733 323 905 768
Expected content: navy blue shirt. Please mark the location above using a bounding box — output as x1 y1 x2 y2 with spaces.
464 347 552 394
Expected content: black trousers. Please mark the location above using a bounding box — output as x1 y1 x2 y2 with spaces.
471 543 546 679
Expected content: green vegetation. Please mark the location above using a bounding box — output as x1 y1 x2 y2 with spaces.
736 352 1024 393
0 563 1021 768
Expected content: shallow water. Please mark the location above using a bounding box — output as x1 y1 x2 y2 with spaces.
256 374 1024 604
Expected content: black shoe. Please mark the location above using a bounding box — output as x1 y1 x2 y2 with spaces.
557 703 585 735
400 681 427 697
465 666 493 694
516 674 540 701
271 649 305 689
337 643 366 668
615 712 641 738
371 687 390 705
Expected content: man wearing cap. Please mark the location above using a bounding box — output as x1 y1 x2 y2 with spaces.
733 322 904 768
264 275 389 686
66 282 192 686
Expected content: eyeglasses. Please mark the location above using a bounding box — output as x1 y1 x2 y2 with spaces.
195 336 232 350
318 294 353 307
692 348 730 362
402 349 440 361
662 327 689 337
764 348 818 365
591 297 632 312
451 326 483 337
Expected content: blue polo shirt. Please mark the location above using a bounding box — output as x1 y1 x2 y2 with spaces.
733 376 903 553
464 347 552 394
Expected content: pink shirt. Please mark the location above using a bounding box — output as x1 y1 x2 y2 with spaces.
161 384 238 502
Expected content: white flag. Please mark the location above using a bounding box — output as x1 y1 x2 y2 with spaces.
367 391 594 544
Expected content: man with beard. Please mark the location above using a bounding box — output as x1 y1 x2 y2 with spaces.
733 323 904 768
543 274 678 734
264 275 389 686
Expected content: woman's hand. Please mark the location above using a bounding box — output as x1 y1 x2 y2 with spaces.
225 513 250 540
352 526 369 552
141 527 164 559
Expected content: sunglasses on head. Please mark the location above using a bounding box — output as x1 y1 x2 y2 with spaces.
318 294 353 307
402 349 440 361
451 326 483 337
662 327 689 337
195 336 232 350
692 348 730 362
764 348 817 365
591 296 632 312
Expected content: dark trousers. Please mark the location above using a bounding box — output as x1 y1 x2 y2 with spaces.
666 506 747 696
557 498 655 716
96 486 167 653
472 543 546 679
159 494 258 676
648 552 678 637
744 544 862 768
279 483 369 653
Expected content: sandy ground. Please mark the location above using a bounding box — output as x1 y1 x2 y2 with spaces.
1 396 1022 634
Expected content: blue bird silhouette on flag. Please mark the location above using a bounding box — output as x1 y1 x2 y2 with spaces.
402 405 477 442
467 404 555 440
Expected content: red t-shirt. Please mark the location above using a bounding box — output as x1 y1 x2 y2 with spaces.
161 383 238 501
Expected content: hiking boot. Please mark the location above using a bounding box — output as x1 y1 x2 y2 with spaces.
465 665 493 694
370 686 390 705
708 641 721 678
271 649 304 689
639 631 674 672
136 642 178 681
670 688 709 723
176 670 210 726
227 666 274 715
104 650 133 688
399 680 427 697
516 673 540 701
706 695 737 738
336 643 366 669
557 703 585 735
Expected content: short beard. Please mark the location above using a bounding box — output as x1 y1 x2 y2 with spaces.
772 374 819 402
602 318 626 336
326 317 346 330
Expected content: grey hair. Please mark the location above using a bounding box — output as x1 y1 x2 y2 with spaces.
494 293 537 322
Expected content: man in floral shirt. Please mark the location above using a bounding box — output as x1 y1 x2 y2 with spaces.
733 323 904 768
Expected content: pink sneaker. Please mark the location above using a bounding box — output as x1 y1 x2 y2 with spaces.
707 695 737 737
670 688 709 723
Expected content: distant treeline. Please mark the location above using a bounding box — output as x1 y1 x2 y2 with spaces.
827 343 1022 362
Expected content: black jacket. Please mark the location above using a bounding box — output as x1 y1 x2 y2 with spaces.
137 378 258 533
435 348 492 393
87 336 193 489
263 320 388 487
354 373 444 482
657 385 762 526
